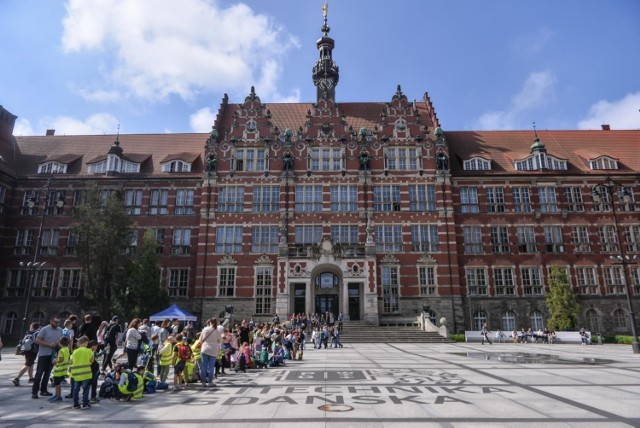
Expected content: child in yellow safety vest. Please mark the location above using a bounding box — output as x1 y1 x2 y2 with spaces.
69 336 94 410
49 336 70 403
117 365 145 401
158 336 175 384
172 336 192 391
190 337 202 383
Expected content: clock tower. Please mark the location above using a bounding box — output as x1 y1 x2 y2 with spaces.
312 3 339 103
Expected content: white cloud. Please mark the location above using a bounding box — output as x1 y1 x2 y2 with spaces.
511 28 554 56
189 107 216 133
13 118 35 136
62 0 299 103
577 92 640 130
38 113 119 135
77 88 122 103
475 71 556 130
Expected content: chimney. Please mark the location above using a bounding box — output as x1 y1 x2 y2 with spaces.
46 129 55 136
601 124 610 131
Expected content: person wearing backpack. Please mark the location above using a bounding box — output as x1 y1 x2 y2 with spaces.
13 322 40 386
116 365 144 401
172 336 192 391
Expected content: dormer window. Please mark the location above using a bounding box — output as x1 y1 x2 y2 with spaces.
162 160 192 173
515 153 567 171
463 157 491 171
88 156 141 174
589 156 618 170
38 161 67 174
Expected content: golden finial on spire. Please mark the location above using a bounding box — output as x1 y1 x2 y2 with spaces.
323 2 328 18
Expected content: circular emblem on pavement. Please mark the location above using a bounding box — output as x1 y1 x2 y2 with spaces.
318 404 354 412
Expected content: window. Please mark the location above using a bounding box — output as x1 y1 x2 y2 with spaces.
32 269 54 297
539 187 558 213
375 225 403 253
124 229 138 255
3 312 18 334
515 153 567 170
234 148 266 172
466 268 487 295
408 185 436 211
490 226 510 253
295 185 323 212
149 189 169 215
6 269 27 297
576 267 599 295
310 148 342 171
124 189 143 215
385 147 418 170
373 185 400 212
253 186 279 212
613 308 628 329
626 226 640 253
494 267 515 295
381 266 399 313
38 161 67 174
472 311 487 331
597 225 619 253
521 267 543 295
571 226 591 252
330 185 357 212
21 191 39 215
168 269 189 297
295 225 323 244
530 311 544 330
564 187 584 212
543 225 564 253
72 190 85 214
411 225 439 252
603 266 625 295
501 310 516 331
152 228 165 254
460 187 479 213
632 267 640 295
589 156 618 170
32 311 45 326
463 226 483 254
592 188 611 212
517 226 536 253
463 158 491 171
486 187 505 213
45 190 65 215
585 309 600 333
59 269 82 297
171 228 191 255
331 225 359 244
162 160 191 173
215 226 243 253
217 187 244 212
218 267 236 297
15 229 34 255
99 189 115 206
175 189 195 214
251 226 278 253
255 267 273 314
39 229 60 255
418 266 436 295
88 160 107 174
618 186 636 212
512 187 532 213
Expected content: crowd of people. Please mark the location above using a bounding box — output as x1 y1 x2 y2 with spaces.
10 311 344 409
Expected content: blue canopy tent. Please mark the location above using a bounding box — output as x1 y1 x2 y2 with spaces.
149 304 198 322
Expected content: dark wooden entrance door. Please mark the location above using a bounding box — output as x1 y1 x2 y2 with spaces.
348 283 360 320
315 295 338 317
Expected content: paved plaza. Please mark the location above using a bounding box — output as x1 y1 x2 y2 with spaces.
1 341 639 427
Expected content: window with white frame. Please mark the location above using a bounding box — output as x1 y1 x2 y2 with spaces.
576 266 599 295
521 267 543 295
564 187 584 212
486 187 505 213
310 148 342 171
87 160 107 174
234 148 266 172
59 269 81 297
295 225 323 244
295 185 323 212
124 189 143 215
65 229 79 256
381 266 400 313
633 267 640 294
218 267 236 297
373 185 401 212
530 311 544 330
32 269 54 297
460 187 479 213
501 310 516 331
14 229 33 255
168 268 189 297
3 312 18 334
385 147 418 171
494 267 515 295
597 225 619 253
517 226 536 253
175 189 195 214
21 191 39 215
253 185 279 212
330 185 357 212
218 186 245 212
538 186 559 213
331 225 359 244
571 226 591 252
418 266 436 295
613 308 628 329
512 187 532 213
215 226 243 253
589 156 618 170
625 225 640 253
543 225 564 253
466 268 487 295
171 228 191 255
38 161 67 174
153 228 165 254
618 186 636 212
515 153 567 170
161 160 191 173
411 225 439 252
585 309 600 333
490 226 510 253
123 229 138 255
251 226 278 253
603 266 625 295
463 157 491 171
6 269 28 297
39 229 60 256
45 190 65 215
472 311 487 331
375 225 403 253
149 189 169 215
255 267 273 314
463 226 483 254
592 188 611 212
408 185 436 211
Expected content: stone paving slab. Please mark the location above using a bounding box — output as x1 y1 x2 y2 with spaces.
0 342 639 427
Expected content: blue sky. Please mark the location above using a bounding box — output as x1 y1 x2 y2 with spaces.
2 0 639 136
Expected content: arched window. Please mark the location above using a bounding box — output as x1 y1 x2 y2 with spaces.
613 308 628 329
473 311 487 330
585 309 600 332
530 310 544 330
427 309 437 325
32 311 45 326
501 310 516 331
3 311 18 334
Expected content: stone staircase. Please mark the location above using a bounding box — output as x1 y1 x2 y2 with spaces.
339 320 453 344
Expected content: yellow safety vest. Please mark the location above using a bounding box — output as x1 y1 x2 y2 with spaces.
159 343 173 366
133 373 144 399
69 347 93 382
191 340 201 361
52 347 70 378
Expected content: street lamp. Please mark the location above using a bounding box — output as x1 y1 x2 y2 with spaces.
591 176 639 354
18 178 65 339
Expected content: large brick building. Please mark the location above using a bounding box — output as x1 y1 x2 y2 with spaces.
1 16 639 340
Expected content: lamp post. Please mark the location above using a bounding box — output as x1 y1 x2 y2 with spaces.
591 176 639 354
18 178 65 338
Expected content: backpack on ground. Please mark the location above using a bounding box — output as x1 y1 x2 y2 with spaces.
99 378 115 399
126 370 138 392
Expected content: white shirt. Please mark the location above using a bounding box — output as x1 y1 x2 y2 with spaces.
200 326 223 357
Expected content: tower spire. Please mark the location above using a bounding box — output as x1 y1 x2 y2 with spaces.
312 2 339 103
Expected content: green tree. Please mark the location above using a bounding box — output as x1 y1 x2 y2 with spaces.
75 184 133 318
114 231 169 320
545 266 581 331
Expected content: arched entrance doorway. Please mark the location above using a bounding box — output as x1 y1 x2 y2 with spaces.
314 271 341 318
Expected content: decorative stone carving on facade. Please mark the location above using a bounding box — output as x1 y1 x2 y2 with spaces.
289 263 311 277
417 254 437 265
344 263 365 277
218 254 237 265
380 254 399 265
254 255 274 265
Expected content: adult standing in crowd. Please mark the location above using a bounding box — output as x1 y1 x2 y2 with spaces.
102 316 121 373
125 318 142 370
13 322 40 386
199 318 223 387
31 316 62 399
78 314 97 342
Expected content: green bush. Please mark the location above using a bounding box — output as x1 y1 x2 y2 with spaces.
449 333 465 342
613 335 634 344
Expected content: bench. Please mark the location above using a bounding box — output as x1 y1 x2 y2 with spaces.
551 331 591 344
464 330 591 344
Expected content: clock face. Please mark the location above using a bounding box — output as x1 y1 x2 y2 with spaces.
319 78 334 90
